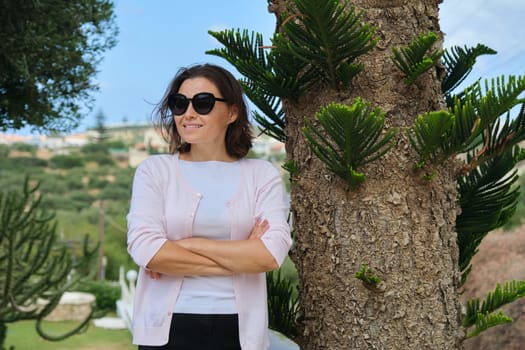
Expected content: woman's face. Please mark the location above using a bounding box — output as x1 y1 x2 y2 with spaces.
173 77 238 153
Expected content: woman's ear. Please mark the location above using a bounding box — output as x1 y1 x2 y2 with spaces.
229 105 239 124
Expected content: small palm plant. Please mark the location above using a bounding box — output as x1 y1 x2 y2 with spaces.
302 99 397 188
391 31 443 86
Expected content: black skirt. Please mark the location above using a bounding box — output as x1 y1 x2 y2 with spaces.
138 313 241 350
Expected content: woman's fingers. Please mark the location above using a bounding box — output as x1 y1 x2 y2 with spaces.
145 268 162 279
249 218 269 239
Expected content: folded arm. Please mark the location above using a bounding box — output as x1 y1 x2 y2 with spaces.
176 219 278 274
146 240 233 276
176 238 278 274
146 219 276 276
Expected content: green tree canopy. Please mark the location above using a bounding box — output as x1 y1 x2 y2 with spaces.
0 0 118 132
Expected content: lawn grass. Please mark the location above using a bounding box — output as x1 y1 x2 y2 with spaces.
5 319 135 350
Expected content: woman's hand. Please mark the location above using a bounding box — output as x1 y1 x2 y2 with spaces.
248 218 269 240
145 267 162 279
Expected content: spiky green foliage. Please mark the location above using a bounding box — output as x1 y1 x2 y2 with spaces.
442 44 497 105
276 0 378 89
207 0 378 142
407 111 455 166
464 280 525 326
355 263 382 286
0 179 98 348
266 269 299 338
207 29 307 101
441 48 525 338
424 69 525 289
463 281 525 337
391 31 443 86
282 159 300 180
456 146 523 285
241 79 286 142
302 99 397 188
206 29 303 141
470 102 525 168
408 76 525 168
466 311 512 339
452 77 525 157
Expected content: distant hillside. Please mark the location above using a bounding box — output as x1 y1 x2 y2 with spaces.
0 142 137 280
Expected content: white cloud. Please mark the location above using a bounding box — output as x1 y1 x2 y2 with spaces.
440 0 525 81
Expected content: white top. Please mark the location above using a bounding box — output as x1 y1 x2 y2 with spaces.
127 154 292 348
173 160 241 314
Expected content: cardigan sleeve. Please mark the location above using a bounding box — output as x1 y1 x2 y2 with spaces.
126 156 169 268
253 161 293 267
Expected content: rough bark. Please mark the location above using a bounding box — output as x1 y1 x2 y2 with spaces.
277 1 464 348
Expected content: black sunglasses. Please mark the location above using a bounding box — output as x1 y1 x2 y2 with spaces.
168 92 227 116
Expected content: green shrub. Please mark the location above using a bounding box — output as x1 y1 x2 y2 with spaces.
0 144 9 158
67 167 88 180
104 140 127 149
89 177 111 189
267 268 299 338
0 173 26 190
10 142 38 154
104 249 134 281
55 208 99 240
101 213 132 281
69 190 95 207
65 176 86 191
113 174 134 190
0 156 48 168
103 200 130 217
83 152 115 166
40 194 75 211
38 176 69 194
75 279 121 314
50 154 84 169
99 186 130 201
81 143 110 154
41 191 94 212
69 200 92 212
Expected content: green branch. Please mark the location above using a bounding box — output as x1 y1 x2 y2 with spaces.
355 263 384 293
303 99 397 188
391 31 443 86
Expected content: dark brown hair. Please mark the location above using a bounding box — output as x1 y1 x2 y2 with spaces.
154 63 253 158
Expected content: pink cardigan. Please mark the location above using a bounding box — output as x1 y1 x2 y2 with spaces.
127 154 292 349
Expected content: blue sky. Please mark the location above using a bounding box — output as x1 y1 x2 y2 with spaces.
440 0 525 84
85 0 277 130
33 0 525 133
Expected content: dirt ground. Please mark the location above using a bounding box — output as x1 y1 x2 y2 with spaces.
461 226 525 350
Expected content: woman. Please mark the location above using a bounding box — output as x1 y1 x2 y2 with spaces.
126 63 292 350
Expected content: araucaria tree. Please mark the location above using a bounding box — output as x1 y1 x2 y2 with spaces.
0 0 118 132
207 0 525 348
0 180 97 349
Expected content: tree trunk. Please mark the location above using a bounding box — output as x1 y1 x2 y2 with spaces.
279 1 465 348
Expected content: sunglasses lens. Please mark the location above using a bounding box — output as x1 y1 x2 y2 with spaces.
169 94 189 115
169 93 222 116
193 93 215 115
